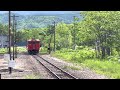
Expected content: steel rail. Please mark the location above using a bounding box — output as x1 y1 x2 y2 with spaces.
32 55 60 79
35 55 78 79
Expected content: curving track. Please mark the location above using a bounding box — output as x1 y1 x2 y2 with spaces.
32 55 78 79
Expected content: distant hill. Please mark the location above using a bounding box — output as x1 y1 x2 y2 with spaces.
0 12 82 30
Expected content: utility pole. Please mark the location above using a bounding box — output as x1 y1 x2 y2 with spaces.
11 15 19 60
73 16 76 50
12 15 15 60
8 11 12 74
1 30 3 48
14 20 17 58
48 26 51 54
53 21 56 52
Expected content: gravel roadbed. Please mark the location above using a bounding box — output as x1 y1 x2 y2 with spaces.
0 54 109 79
0 54 54 79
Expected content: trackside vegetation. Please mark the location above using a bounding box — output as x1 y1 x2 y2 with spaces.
1 11 120 78
51 47 120 79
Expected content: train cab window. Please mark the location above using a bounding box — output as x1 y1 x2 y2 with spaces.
28 41 37 44
28 41 40 44
28 42 33 44
32 42 36 44
36 42 40 44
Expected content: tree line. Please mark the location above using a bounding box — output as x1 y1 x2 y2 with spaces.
1 11 120 59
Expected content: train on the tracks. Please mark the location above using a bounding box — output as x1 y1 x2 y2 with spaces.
26 38 41 55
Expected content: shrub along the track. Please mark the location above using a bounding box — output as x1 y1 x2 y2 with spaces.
52 48 120 79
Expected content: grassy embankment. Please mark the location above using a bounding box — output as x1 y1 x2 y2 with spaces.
51 47 120 79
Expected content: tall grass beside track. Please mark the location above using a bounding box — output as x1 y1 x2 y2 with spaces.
51 48 120 79
0 46 48 54
0 48 8 54
0 46 27 54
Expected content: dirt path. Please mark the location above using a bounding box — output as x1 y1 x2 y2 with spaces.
0 54 57 79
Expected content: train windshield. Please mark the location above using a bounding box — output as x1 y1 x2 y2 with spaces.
28 41 39 44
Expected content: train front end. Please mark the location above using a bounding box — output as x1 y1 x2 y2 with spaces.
27 39 40 55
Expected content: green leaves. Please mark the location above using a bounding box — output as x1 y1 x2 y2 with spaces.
0 23 8 35
80 12 120 45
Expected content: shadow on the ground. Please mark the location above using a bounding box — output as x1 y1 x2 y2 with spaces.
0 69 24 72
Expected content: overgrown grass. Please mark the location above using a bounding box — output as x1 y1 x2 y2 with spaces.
39 47 49 55
83 60 120 79
17 46 47 54
24 74 40 79
0 46 49 54
51 48 120 79
17 46 27 53
0 48 8 54
51 48 95 63
0 46 27 54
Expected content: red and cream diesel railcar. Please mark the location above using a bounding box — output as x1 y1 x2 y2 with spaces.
26 39 40 55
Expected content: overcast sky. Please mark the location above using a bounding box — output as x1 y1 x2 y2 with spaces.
0 11 80 15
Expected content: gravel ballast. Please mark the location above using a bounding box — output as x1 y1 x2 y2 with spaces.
41 55 109 79
0 54 109 79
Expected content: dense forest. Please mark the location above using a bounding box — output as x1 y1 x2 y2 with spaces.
14 11 120 58
1 11 120 58
1 11 120 78
0 12 81 30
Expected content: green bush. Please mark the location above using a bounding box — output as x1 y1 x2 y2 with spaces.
75 46 84 50
0 48 7 54
17 47 27 53
78 49 95 59
84 60 120 78
53 47 96 63
107 56 120 62
112 48 119 56
39 47 49 54
52 47 120 79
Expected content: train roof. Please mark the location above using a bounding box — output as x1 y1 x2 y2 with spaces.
27 39 40 41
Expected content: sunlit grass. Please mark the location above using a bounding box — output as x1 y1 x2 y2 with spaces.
0 48 8 54
0 46 27 54
0 46 49 54
51 49 120 79
83 60 120 79
39 47 48 55
24 74 40 79
17 46 27 53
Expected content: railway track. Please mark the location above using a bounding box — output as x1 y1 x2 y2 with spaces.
32 55 78 79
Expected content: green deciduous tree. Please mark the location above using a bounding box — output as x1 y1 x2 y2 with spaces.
79 11 120 59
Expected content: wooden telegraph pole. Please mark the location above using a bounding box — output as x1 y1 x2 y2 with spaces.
14 19 17 58
53 21 56 52
8 13 18 74
11 15 19 60
12 15 15 60
73 16 76 50
8 11 12 74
